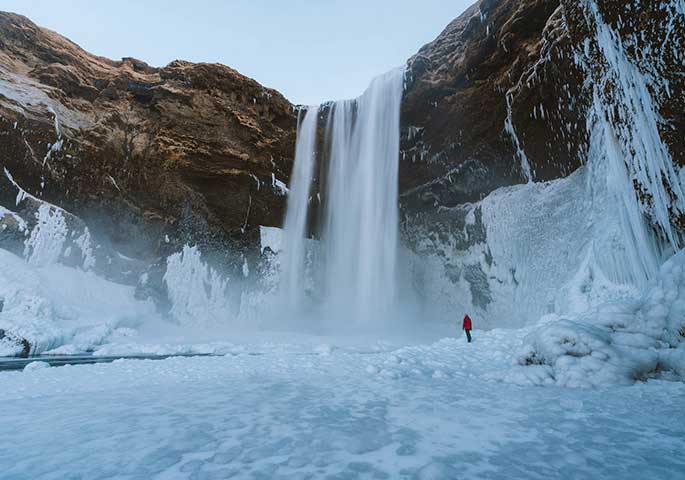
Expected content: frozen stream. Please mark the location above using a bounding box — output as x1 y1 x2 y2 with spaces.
1 329 683 480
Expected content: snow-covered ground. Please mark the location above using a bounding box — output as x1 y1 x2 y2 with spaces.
1 330 684 480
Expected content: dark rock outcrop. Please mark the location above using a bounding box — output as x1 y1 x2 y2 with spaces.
401 0 586 214
400 0 684 240
0 328 30 357
400 0 685 320
0 11 296 272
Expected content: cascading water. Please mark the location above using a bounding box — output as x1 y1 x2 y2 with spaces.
281 68 405 323
281 106 319 311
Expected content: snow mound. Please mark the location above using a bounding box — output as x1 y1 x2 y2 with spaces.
0 249 159 355
416 462 460 480
500 251 685 387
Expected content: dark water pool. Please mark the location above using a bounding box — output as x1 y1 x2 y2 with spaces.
0 353 218 372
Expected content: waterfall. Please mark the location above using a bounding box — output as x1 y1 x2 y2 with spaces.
323 69 405 321
281 106 319 310
281 68 405 323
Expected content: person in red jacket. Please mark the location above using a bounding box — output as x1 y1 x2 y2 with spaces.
462 314 473 343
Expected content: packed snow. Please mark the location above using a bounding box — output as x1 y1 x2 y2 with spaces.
1 330 684 479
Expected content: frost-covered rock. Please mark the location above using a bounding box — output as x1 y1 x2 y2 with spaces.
0 328 30 357
164 245 231 326
512 251 685 387
0 249 160 356
516 317 659 387
23 361 50 372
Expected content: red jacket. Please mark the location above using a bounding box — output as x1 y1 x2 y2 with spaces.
462 315 472 330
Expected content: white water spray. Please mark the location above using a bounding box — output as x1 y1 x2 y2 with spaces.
282 68 405 323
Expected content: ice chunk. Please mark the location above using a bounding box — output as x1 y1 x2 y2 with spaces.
259 226 283 254
23 361 50 371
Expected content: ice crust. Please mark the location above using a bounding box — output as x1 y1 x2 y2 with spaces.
1 328 684 479
500 251 685 388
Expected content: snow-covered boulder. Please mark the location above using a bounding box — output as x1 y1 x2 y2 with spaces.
23 361 50 372
510 252 685 387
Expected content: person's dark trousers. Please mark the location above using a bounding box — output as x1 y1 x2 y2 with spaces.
465 329 472 343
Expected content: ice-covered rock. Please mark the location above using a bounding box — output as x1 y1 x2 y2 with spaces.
0 249 160 356
0 328 30 357
164 245 231 326
512 251 685 387
23 361 50 372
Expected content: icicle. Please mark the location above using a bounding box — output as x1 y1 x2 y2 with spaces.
584 0 685 249
505 90 533 183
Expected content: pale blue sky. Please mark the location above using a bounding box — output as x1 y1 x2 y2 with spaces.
2 0 472 105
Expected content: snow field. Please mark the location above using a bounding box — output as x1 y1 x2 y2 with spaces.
1 331 684 479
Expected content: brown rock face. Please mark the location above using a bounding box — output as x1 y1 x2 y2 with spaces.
397 0 685 320
0 12 296 268
400 0 586 213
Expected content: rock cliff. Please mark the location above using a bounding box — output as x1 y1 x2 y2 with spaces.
400 0 685 325
400 0 684 241
0 11 296 274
